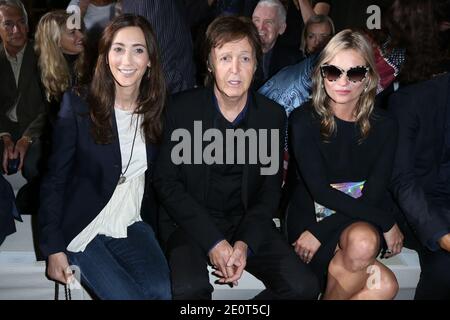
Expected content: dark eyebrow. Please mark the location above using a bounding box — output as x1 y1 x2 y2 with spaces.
111 42 146 47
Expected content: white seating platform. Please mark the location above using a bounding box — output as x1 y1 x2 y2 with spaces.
0 173 420 300
0 215 420 300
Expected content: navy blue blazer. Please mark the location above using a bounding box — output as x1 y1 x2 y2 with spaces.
0 174 18 246
389 73 450 251
38 91 159 258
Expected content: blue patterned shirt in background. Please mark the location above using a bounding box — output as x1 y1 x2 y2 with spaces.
258 54 319 116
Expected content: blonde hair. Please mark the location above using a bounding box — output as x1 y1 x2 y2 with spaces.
34 10 86 102
311 30 379 141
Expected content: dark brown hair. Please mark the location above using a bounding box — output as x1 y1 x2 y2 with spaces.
384 0 445 84
203 16 262 86
88 14 166 144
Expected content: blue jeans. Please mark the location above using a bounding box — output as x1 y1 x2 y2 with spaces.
67 222 172 300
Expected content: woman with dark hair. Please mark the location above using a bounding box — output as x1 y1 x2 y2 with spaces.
286 30 403 299
381 0 446 84
38 14 171 300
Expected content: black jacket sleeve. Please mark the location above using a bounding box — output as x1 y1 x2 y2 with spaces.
153 104 225 254
38 92 78 257
234 108 286 252
289 109 396 244
389 92 450 251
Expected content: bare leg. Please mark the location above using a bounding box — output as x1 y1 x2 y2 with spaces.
323 222 398 300
349 260 398 300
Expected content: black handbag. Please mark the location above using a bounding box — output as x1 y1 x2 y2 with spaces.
54 282 71 300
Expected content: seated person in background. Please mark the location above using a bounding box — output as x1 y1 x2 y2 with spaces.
259 0 414 114
252 0 303 89
300 14 334 59
286 30 403 299
154 16 320 300
39 14 171 300
388 72 450 300
67 0 117 74
35 10 87 120
0 173 20 246
0 0 47 211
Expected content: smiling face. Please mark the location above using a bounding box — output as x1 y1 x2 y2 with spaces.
323 49 368 113
210 37 256 106
60 26 84 55
107 26 150 93
252 4 286 53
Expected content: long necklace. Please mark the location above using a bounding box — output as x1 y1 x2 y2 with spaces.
118 113 139 185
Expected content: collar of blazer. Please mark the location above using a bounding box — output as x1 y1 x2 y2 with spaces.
0 41 37 92
109 105 159 169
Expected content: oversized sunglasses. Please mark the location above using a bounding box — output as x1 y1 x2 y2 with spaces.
320 64 370 83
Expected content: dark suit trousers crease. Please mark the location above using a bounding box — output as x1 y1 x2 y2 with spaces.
165 225 320 300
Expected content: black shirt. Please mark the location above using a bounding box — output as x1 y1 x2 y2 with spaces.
288 102 397 243
205 94 250 219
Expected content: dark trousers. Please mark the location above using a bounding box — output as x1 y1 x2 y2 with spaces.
415 248 450 300
165 225 320 300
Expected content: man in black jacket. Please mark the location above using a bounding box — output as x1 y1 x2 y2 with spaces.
389 73 450 299
154 16 319 300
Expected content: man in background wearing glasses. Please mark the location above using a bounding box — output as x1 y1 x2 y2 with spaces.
0 0 46 215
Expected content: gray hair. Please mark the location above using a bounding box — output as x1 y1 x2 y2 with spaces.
0 0 28 26
255 0 287 25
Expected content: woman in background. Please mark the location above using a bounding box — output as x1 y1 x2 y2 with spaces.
300 14 334 58
35 10 87 111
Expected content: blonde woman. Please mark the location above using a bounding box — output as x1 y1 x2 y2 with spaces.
34 10 86 107
300 14 335 57
286 30 403 299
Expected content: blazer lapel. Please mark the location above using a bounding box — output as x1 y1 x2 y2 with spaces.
110 109 122 176
241 92 260 210
201 88 216 202
17 43 35 94
0 47 18 92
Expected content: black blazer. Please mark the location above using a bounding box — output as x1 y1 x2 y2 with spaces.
389 73 450 251
153 87 286 254
0 41 46 139
38 91 159 258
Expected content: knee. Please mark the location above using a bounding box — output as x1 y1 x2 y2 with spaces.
342 223 380 272
376 268 399 300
